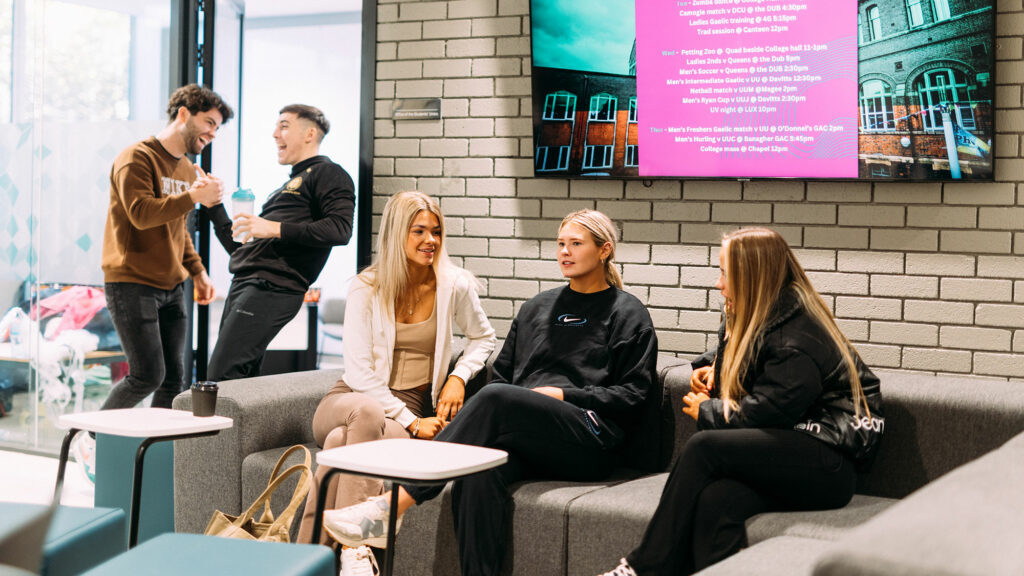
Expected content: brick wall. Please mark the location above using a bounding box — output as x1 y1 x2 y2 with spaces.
372 0 1024 380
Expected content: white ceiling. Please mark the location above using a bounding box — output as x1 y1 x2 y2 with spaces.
243 0 362 18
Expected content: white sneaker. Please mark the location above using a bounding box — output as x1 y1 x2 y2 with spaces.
340 545 379 576
598 558 638 576
323 495 401 548
71 433 96 483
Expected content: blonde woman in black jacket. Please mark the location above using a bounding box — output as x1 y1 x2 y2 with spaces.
600 227 884 576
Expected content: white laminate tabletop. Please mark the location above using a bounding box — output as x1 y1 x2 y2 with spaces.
58 408 233 437
316 438 508 482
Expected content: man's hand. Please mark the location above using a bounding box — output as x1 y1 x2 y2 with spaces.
231 214 281 243
409 417 447 440
682 391 710 422
690 365 715 395
190 165 223 207
436 375 466 422
531 386 564 401
193 271 215 305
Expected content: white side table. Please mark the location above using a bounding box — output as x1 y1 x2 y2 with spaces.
310 438 508 576
56 408 233 547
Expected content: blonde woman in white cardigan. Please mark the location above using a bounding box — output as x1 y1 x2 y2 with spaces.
297 191 495 560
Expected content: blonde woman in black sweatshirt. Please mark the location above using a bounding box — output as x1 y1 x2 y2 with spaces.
324 209 661 576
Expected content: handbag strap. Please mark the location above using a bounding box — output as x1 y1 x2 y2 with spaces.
268 445 312 485
228 462 312 533
259 445 312 522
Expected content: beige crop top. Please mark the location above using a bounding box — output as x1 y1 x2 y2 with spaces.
388 301 437 390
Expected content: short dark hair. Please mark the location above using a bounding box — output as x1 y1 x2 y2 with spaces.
166 84 234 124
279 104 330 141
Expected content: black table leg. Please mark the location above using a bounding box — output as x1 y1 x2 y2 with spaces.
383 482 399 576
53 428 80 500
128 430 221 548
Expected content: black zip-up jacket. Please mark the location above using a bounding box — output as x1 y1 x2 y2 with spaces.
210 155 355 292
694 287 884 463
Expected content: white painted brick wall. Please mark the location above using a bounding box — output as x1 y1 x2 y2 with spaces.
904 300 974 325
369 0 1024 380
940 326 1012 351
870 322 938 346
870 275 938 298
902 348 972 373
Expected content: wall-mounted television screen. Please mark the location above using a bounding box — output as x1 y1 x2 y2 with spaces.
529 0 995 181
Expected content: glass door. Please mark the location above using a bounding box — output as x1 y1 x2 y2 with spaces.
0 0 176 453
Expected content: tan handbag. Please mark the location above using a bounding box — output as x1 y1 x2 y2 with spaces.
204 445 312 543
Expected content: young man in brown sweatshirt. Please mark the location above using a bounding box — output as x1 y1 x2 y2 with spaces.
99 84 233 413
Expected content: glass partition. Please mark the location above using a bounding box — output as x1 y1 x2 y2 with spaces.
0 0 172 453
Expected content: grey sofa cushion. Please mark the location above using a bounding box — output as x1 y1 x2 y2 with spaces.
746 494 896 544
566 473 668 576
565 476 894 575
814 431 1024 576
394 477 630 576
694 536 834 576
856 370 1024 499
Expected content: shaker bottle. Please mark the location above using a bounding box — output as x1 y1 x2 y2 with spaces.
231 188 256 242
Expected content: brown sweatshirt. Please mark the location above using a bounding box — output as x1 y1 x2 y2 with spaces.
101 136 206 289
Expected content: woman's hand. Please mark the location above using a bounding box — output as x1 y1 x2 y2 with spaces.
690 365 715 395
531 386 564 401
436 375 466 421
682 391 710 422
409 416 447 440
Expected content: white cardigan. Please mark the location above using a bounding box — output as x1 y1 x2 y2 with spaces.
341 267 496 428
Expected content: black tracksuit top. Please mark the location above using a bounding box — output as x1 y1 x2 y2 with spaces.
210 155 355 292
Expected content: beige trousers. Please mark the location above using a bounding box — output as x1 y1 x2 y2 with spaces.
296 380 431 545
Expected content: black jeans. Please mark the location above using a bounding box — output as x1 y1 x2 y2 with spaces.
207 277 305 381
403 384 621 576
102 282 187 410
627 429 857 575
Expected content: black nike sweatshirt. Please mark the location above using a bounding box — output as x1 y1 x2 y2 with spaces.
490 284 659 456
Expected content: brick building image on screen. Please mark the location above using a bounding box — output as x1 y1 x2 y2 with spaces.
531 42 639 177
857 0 994 179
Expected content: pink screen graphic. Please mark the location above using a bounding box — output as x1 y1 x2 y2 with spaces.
636 1 858 178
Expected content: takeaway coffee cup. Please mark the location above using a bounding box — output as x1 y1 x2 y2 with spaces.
191 381 219 417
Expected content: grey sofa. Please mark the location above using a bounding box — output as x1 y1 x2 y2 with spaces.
173 359 1024 576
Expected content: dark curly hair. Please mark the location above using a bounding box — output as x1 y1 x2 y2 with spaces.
166 84 234 124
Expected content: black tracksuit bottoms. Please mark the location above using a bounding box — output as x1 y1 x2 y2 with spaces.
207 277 305 381
627 428 857 575
403 383 620 576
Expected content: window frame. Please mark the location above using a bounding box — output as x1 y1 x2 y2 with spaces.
915 68 976 131
867 5 882 41
535 145 570 172
542 91 576 121
588 93 617 122
582 144 613 169
906 0 924 27
860 80 896 132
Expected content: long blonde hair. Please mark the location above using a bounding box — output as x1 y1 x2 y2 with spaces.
717 227 869 420
359 191 453 318
559 209 623 289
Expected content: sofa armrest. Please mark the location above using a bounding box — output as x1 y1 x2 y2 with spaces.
172 369 342 533
814 431 1024 576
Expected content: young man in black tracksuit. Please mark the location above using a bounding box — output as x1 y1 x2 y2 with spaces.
207 104 354 381
323 210 661 576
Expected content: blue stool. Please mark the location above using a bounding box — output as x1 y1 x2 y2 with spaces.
81 533 334 576
0 503 126 576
